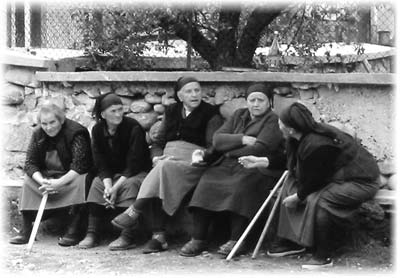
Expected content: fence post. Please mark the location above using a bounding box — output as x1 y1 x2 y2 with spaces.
186 9 192 70
30 3 41 48
15 2 25 47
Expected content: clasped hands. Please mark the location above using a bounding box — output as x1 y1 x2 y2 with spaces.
38 178 62 195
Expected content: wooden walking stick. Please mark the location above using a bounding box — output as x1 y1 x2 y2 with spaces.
226 170 288 261
27 192 48 253
252 175 286 259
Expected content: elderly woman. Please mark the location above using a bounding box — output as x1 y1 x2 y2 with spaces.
110 76 222 253
9 101 92 246
262 102 380 269
78 93 152 250
179 83 286 257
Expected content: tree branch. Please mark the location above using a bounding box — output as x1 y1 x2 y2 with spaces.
236 5 286 67
159 11 219 68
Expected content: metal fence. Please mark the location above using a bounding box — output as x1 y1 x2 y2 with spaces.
4 1 395 69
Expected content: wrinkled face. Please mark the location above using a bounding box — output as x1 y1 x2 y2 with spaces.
40 112 63 137
247 92 269 118
101 104 124 127
177 82 202 111
279 119 292 139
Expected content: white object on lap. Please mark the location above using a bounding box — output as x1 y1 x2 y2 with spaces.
191 149 205 164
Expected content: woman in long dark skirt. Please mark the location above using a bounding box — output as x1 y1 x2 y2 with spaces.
110 76 222 253
78 93 152 250
9 101 93 246
179 83 286 257
242 102 380 269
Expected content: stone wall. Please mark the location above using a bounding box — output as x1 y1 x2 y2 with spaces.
2 65 394 185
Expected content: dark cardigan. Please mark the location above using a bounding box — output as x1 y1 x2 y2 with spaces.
24 118 92 177
151 101 220 158
92 116 152 180
212 108 286 170
292 125 380 200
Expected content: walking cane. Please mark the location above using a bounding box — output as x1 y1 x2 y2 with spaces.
226 170 288 261
252 175 286 259
27 192 48 253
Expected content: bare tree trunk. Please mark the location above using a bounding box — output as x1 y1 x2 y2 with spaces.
236 6 284 67
169 14 219 69
215 8 241 68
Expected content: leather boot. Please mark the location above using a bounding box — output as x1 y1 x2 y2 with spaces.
10 212 33 245
59 205 88 247
78 215 100 249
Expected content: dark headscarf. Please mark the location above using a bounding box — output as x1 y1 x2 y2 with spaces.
279 102 339 140
246 83 274 108
92 93 123 121
174 76 200 102
280 102 341 171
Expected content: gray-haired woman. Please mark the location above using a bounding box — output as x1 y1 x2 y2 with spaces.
10 101 93 246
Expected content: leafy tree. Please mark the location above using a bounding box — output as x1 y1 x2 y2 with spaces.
73 2 372 71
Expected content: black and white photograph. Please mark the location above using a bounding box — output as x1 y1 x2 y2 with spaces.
1 0 396 276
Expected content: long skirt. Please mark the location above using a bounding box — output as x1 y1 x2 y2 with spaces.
137 140 207 216
189 157 280 219
86 172 147 208
277 175 380 247
19 174 87 211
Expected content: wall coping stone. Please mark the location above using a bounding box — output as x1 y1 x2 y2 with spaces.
36 71 395 85
2 50 56 70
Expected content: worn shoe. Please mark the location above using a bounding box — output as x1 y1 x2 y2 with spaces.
267 239 306 257
9 234 30 245
108 235 136 251
111 206 140 230
179 239 207 257
217 240 247 256
143 238 168 254
78 232 99 249
58 234 81 247
301 257 333 270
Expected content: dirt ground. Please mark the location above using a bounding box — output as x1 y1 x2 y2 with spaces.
2 232 394 277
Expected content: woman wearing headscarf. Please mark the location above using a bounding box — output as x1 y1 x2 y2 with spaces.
110 76 222 253
78 93 152 250
262 102 379 269
10 101 92 246
179 83 286 257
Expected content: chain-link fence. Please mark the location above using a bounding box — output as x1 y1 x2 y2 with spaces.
4 1 395 70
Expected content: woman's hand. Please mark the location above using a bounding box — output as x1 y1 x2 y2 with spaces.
242 135 257 146
152 155 175 167
38 179 63 195
238 156 269 169
282 193 300 208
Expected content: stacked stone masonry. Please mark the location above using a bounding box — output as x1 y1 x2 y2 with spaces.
2 65 394 196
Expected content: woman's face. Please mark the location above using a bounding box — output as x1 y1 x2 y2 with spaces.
279 119 292 139
101 104 124 127
177 82 202 111
247 92 269 118
40 112 63 137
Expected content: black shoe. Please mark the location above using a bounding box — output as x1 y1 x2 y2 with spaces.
78 232 99 249
179 239 207 257
267 239 306 257
111 206 140 230
9 234 30 245
143 238 168 254
217 240 247 257
301 257 333 270
58 234 81 247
